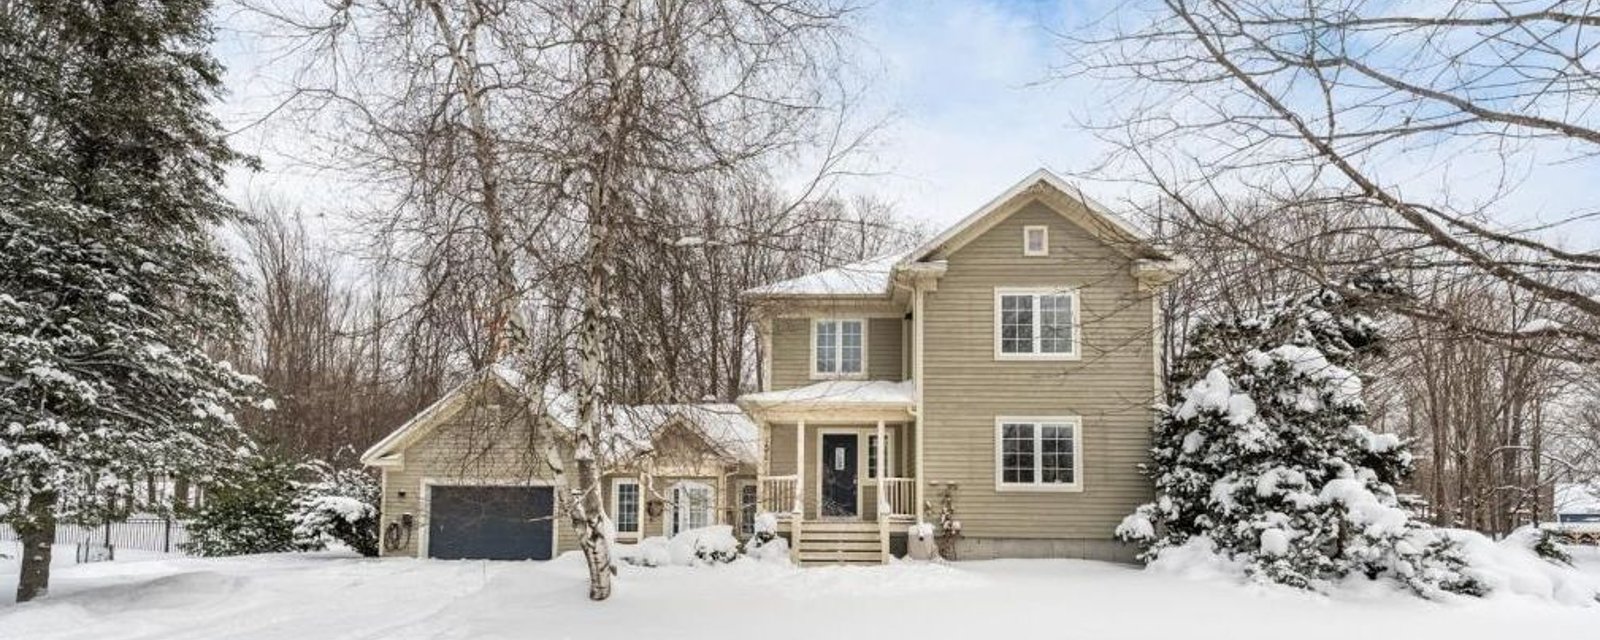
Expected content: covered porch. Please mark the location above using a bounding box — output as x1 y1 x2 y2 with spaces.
738 380 920 564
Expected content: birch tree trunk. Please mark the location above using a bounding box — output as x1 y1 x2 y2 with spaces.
421 0 523 360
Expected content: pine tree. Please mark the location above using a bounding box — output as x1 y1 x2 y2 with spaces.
288 462 381 557
0 0 262 601
1118 277 1485 597
182 457 304 557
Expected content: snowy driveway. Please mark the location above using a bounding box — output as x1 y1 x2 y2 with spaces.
2 545 1599 640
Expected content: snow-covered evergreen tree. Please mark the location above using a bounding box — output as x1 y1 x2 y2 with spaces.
1118 277 1485 597
0 0 262 600
183 457 304 557
289 462 380 557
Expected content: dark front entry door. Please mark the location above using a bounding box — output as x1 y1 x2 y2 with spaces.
428 485 554 560
821 433 859 517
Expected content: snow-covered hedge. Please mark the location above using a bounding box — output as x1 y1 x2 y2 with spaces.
289 463 380 556
617 526 742 567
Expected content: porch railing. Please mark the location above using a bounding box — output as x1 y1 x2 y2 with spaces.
880 477 916 517
758 475 798 515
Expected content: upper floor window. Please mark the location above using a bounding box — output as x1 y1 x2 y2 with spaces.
1023 225 1049 256
995 416 1082 492
995 288 1079 360
812 318 866 378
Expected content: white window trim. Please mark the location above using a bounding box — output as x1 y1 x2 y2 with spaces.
1023 225 1049 256
810 317 869 380
993 416 1084 493
865 432 895 481
610 477 642 540
737 480 759 537
668 480 716 536
993 287 1081 362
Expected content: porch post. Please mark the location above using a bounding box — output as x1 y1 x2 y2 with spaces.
757 420 769 509
875 419 887 517
793 419 806 517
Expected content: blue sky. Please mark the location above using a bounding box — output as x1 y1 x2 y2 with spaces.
212 0 1598 248
213 0 1117 233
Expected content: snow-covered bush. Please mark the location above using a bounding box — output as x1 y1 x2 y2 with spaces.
670 525 740 565
618 526 741 567
616 537 673 567
1119 278 1484 597
741 513 790 564
183 456 304 556
1516 526 1572 566
290 462 380 556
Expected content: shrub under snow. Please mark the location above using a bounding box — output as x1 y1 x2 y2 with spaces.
742 513 790 564
290 463 380 557
1118 279 1487 598
618 526 743 567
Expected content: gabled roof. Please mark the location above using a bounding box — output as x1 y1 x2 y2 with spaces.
358 363 573 466
360 364 756 469
741 169 1176 300
601 404 759 466
899 169 1167 265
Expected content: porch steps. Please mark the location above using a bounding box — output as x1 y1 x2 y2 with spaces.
795 521 884 566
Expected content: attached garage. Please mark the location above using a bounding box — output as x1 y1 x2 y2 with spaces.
426 485 556 560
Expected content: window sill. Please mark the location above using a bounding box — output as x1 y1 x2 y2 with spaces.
809 372 870 381
994 483 1084 493
993 353 1081 362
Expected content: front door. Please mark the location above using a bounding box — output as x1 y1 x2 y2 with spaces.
820 433 858 517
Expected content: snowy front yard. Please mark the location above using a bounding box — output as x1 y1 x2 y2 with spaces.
3 543 1599 640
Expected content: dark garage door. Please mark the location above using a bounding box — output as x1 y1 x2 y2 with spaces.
428 486 555 560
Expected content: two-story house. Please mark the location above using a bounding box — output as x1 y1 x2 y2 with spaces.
360 169 1185 565
737 169 1187 564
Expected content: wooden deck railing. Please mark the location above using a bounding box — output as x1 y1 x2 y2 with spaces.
758 475 798 514
881 477 916 517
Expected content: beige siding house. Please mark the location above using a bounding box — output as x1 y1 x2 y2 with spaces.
738 169 1187 563
360 366 760 560
360 169 1184 566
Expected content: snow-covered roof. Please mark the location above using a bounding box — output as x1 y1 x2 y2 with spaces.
602 404 759 466
899 169 1168 266
362 361 757 468
360 362 573 465
739 380 917 409
743 169 1179 301
743 251 910 298
1555 483 1600 514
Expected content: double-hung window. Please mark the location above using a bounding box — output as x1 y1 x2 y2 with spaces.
738 483 759 537
995 417 1082 491
612 479 641 537
670 481 715 536
812 318 866 378
995 288 1078 360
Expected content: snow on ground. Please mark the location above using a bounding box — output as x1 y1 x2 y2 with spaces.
3 541 1599 640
